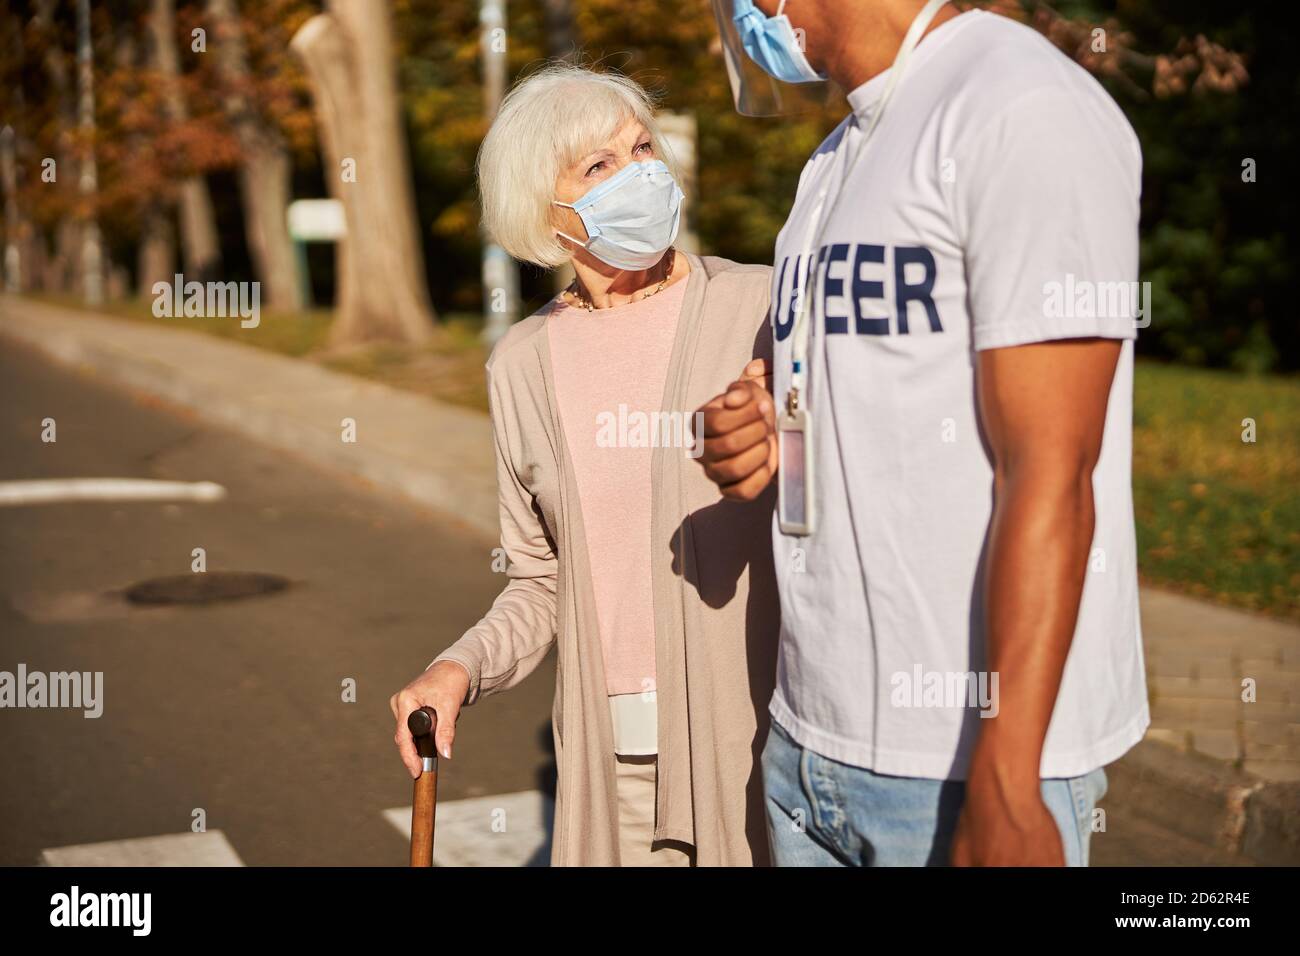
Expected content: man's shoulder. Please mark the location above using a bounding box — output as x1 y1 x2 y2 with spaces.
944 9 1072 77
938 12 1139 160
943 11 1120 113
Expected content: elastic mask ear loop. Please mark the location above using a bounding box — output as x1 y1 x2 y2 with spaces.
552 199 591 250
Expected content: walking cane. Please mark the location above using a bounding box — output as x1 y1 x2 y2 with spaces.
407 706 438 867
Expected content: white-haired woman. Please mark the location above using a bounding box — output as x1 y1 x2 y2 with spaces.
390 64 778 866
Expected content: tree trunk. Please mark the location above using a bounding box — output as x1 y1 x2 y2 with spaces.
35 0 80 293
108 15 177 299
53 220 80 293
479 0 519 343
543 0 577 60
75 0 104 306
542 0 579 299
148 0 221 280
291 0 436 346
206 0 302 311
1 126 21 292
1 12 31 294
137 206 176 296
235 146 301 309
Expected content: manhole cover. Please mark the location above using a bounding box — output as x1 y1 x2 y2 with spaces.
124 572 291 606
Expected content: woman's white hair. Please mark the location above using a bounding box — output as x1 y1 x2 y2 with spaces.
476 62 679 269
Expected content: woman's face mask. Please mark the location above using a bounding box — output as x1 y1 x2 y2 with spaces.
553 159 684 272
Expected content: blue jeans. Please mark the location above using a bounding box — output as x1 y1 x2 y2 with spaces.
761 719 1107 866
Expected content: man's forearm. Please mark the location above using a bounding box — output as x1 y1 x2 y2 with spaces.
968 468 1096 792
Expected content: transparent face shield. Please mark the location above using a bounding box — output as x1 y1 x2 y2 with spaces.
709 0 835 117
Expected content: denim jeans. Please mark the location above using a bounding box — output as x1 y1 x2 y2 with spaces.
761 719 1107 866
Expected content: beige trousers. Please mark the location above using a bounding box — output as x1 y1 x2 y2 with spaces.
615 755 694 867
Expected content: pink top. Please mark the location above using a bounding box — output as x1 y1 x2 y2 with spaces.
546 277 688 696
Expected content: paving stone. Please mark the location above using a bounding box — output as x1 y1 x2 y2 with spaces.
1240 742 1295 762
1151 696 1243 725
1191 729 1241 762
1241 658 1290 680
1237 700 1300 722
1149 676 1248 700
1145 654 1235 680
1241 720 1287 747
1241 760 1300 783
1143 727 1188 750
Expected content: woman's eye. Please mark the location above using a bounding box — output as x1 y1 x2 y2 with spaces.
585 162 604 177
636 142 653 155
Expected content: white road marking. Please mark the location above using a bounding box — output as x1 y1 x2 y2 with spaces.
384 789 554 867
40 830 245 867
0 478 227 506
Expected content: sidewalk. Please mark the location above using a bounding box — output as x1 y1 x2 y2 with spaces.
2 294 1297 862
1142 589 1300 783
0 296 498 539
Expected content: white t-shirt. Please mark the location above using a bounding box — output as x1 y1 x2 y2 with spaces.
768 9 1149 780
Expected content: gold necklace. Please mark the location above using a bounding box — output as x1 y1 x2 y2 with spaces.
566 248 676 312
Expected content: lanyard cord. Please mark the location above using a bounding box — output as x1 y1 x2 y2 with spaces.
787 0 950 411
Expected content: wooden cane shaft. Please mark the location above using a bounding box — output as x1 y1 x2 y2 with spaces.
410 767 438 867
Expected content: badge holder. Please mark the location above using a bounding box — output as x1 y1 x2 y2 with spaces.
777 392 815 536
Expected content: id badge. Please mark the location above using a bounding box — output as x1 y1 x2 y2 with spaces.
777 407 815 536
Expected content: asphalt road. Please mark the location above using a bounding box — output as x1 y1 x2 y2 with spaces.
0 335 1260 868
0 340 556 866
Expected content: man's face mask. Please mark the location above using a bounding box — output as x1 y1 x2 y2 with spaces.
553 159 684 272
731 0 826 84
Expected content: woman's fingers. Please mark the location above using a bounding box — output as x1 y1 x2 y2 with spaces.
393 697 460 775
392 695 422 779
391 662 472 777
434 700 461 761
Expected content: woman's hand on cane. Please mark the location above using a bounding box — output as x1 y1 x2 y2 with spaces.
391 661 470 779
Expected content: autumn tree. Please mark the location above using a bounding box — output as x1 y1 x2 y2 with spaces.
147 0 221 281
291 0 437 346
203 0 305 310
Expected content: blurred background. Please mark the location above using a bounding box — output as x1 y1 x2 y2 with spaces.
0 0 1295 867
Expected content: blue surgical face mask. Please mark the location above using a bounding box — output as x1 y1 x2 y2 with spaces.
732 0 826 84
553 159 684 272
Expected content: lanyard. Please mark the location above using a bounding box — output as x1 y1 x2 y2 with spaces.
786 0 950 413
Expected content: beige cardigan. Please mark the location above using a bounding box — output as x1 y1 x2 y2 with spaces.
433 254 779 866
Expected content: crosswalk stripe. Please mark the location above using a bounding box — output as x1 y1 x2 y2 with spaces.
0 478 227 507
39 830 245 867
383 789 554 867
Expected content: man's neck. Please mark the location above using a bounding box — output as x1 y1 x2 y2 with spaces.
816 0 961 93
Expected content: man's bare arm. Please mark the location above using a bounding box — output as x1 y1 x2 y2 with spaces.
952 337 1121 866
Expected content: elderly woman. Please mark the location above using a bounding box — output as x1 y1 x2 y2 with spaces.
389 64 777 866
